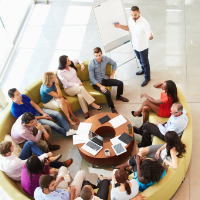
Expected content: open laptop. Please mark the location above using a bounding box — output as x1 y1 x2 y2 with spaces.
81 131 103 156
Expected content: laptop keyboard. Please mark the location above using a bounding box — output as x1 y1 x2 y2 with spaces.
86 141 101 151
91 137 103 146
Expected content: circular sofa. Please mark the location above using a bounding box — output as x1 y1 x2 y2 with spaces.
0 61 192 200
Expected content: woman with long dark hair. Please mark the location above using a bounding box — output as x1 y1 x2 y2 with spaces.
131 80 177 124
21 156 68 197
138 131 186 169
57 55 102 119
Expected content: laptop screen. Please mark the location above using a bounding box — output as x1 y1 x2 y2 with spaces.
89 131 103 146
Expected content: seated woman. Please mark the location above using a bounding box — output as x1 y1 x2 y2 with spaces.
40 72 79 126
113 155 167 192
21 155 69 197
131 80 177 124
138 131 186 170
57 56 102 119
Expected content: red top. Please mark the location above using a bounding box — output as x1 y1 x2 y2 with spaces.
158 91 173 117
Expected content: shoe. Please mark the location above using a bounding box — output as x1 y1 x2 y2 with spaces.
84 113 89 119
112 165 118 169
116 96 129 102
136 70 144 75
91 105 103 110
97 175 103 185
133 126 139 133
138 142 152 148
63 158 73 167
111 108 118 114
48 145 60 151
141 79 150 87
66 129 76 136
48 154 62 163
131 111 142 117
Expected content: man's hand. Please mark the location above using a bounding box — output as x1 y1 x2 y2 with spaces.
35 123 43 131
155 150 160 160
50 168 58 174
114 22 121 28
110 74 114 79
149 33 153 40
58 175 64 183
155 120 161 126
43 131 50 141
81 64 85 71
69 185 76 195
80 83 84 86
42 113 52 120
100 86 107 93
47 152 53 157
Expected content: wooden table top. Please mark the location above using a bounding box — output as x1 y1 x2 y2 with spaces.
77 112 134 160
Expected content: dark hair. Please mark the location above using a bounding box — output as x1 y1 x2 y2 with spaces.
80 186 93 200
26 156 45 185
166 80 177 103
8 88 17 98
131 6 139 12
0 141 12 156
39 175 55 192
165 131 186 158
140 159 165 184
58 55 77 71
21 112 35 124
93 47 102 54
115 168 131 195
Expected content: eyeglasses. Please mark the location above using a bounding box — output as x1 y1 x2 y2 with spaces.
170 111 179 114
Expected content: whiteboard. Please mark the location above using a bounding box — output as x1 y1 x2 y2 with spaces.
92 0 131 53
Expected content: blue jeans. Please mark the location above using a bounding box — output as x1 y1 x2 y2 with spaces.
35 108 70 136
135 48 150 79
19 141 63 168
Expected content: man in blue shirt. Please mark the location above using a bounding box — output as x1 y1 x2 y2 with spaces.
133 102 188 147
8 88 76 137
88 47 129 113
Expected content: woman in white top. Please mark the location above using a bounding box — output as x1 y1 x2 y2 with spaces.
57 56 102 119
138 131 186 169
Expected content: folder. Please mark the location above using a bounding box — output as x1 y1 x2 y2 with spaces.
98 115 111 124
118 132 133 145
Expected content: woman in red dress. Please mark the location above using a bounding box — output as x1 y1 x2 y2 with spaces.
131 80 177 124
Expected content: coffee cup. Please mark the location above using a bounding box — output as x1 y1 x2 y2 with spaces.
105 149 110 156
64 174 71 182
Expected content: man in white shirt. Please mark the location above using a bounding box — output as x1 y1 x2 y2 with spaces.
114 6 153 87
133 102 188 147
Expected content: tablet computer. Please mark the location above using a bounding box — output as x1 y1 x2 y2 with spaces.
111 143 127 156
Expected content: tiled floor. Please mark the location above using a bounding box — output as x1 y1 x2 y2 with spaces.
0 0 199 199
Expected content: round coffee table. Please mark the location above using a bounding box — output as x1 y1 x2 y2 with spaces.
77 113 134 166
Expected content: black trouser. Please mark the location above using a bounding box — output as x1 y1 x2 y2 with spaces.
137 122 165 144
82 179 110 200
93 79 123 108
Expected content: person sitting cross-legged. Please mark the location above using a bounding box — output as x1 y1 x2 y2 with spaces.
8 88 76 137
34 170 86 200
40 72 79 126
133 102 188 148
88 47 129 114
113 155 167 192
11 112 60 152
0 140 72 181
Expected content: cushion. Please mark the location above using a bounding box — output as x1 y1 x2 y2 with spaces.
4 135 22 157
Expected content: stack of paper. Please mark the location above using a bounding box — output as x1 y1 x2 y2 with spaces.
110 135 127 147
73 123 92 145
109 115 127 128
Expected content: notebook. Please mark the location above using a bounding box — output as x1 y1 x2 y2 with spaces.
118 132 134 145
98 115 111 124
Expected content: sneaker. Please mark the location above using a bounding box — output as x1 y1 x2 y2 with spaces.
66 129 77 136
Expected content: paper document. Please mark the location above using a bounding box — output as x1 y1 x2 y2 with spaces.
76 122 92 135
109 115 127 128
73 135 89 145
110 135 127 147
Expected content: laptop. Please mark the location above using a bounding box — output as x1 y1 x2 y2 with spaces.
81 131 103 156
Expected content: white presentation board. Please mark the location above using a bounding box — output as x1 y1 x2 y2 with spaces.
92 0 131 53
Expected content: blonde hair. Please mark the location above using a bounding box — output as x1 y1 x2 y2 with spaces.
42 72 55 86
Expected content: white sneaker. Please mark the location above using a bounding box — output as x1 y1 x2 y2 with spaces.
66 129 77 136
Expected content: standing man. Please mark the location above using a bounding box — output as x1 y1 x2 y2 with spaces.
88 47 129 114
114 6 153 87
